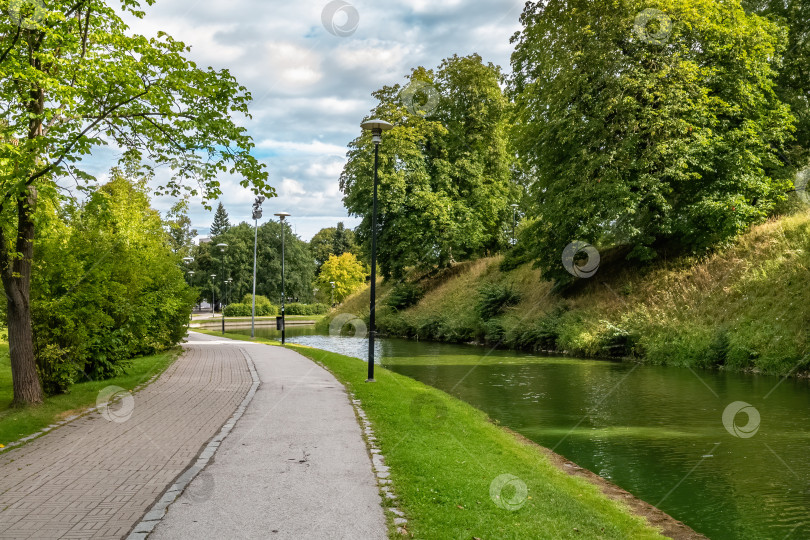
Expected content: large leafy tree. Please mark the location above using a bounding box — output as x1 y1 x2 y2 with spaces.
742 0 810 171
310 222 359 270
341 54 517 280
510 0 795 282
0 0 270 405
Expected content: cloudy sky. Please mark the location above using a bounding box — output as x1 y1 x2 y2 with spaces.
118 0 525 240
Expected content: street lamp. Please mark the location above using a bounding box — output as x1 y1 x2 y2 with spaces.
511 203 519 245
330 281 335 307
360 118 393 382
187 270 195 324
274 212 291 344
217 243 228 334
210 274 217 317
251 196 265 338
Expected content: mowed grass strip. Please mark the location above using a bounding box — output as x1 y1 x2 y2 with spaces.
0 343 177 447
196 330 663 539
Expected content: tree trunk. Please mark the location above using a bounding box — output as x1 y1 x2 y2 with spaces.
1 187 43 406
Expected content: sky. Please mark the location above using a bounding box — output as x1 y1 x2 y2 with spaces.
114 0 526 241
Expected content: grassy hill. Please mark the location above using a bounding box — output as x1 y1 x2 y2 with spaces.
323 210 810 377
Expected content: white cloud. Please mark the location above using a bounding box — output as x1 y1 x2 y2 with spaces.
105 0 527 240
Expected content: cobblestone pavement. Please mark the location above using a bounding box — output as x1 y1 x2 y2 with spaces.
0 335 253 539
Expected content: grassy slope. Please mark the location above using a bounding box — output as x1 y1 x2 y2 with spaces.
198 330 664 539
0 344 176 447
328 211 810 376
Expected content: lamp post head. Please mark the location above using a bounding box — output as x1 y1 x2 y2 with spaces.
361 118 393 144
182 256 194 263
216 243 228 253
330 281 335 287
274 211 291 221
188 271 195 276
211 274 216 279
511 203 519 209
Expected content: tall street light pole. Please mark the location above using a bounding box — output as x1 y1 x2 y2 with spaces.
511 203 519 245
330 281 335 307
360 118 393 382
210 274 216 317
217 243 228 334
251 196 265 338
274 212 291 345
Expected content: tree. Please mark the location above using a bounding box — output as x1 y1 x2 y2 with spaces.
0 1 270 405
310 222 359 270
310 226 337 270
332 222 358 257
509 0 794 283
209 202 231 237
165 200 197 257
189 220 316 306
315 253 368 304
340 54 517 279
741 0 810 172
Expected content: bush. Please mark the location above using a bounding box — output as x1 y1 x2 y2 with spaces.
476 283 520 320
285 303 330 315
225 302 278 317
242 294 273 307
386 283 423 310
223 303 251 317
31 176 195 394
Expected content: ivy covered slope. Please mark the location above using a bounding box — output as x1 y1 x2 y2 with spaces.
326 211 810 377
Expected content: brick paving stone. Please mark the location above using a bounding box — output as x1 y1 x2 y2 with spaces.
0 336 252 539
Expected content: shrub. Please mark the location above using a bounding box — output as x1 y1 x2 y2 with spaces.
226 302 279 317
223 303 251 317
242 294 273 307
285 303 330 315
386 283 423 310
31 176 196 394
476 283 520 320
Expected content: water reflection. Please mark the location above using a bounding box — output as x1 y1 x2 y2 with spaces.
227 325 810 539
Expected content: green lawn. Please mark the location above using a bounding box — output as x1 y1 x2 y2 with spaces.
0 344 177 448
196 330 664 539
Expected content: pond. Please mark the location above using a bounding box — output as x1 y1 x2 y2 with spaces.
229 325 810 539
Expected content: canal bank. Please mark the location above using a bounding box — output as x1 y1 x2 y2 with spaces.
324 211 810 379
220 326 810 539
199 329 706 539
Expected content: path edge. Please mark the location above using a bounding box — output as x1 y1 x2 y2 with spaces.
126 346 261 540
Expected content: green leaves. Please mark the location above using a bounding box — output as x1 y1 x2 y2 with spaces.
0 0 270 211
510 0 795 282
341 55 517 279
31 172 195 393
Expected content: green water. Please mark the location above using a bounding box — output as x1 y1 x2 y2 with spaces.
232 325 810 539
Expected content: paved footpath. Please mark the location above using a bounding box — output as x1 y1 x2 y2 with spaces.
0 332 386 539
150 333 386 539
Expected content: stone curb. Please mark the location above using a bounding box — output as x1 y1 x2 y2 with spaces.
349 394 409 536
125 346 261 540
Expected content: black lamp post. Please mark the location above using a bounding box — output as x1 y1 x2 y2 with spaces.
251 196 265 338
217 243 228 334
511 203 519 245
210 274 216 317
274 212 291 344
360 118 393 382
330 281 335 307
